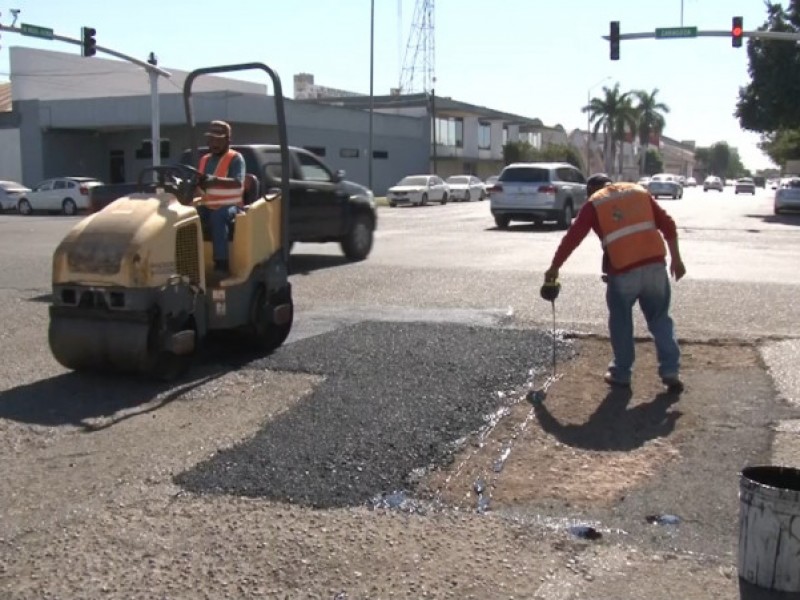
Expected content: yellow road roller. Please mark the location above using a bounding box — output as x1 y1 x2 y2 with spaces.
48 63 293 379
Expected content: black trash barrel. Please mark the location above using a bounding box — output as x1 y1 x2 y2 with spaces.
738 465 800 593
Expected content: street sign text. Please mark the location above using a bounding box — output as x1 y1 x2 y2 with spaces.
655 26 698 39
20 23 54 40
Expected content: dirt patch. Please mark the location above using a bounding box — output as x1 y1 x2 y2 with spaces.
421 337 759 510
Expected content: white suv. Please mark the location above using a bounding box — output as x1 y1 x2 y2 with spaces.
489 162 587 229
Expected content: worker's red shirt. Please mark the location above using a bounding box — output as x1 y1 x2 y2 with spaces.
550 194 678 275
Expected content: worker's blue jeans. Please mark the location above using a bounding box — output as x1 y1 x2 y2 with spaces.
605 262 680 383
197 205 239 263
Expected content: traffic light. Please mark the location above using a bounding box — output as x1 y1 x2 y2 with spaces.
610 21 620 61
732 16 743 48
81 26 96 57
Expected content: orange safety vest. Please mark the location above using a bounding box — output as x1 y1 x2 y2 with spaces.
198 150 244 208
591 182 665 271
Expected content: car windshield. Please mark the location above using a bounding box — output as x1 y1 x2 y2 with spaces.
446 176 469 184
398 176 428 186
499 167 550 183
738 178 753 183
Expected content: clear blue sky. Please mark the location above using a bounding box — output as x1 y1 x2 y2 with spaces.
0 0 781 170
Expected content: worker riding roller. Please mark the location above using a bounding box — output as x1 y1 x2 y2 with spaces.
47 62 294 379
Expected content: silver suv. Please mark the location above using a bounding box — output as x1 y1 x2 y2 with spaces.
490 162 587 229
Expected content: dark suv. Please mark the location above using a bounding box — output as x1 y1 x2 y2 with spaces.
489 162 587 229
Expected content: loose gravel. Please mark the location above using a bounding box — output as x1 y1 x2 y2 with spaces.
176 321 573 508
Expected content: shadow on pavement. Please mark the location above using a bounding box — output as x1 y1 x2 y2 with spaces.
533 387 682 451
485 223 560 233
739 578 800 599
289 253 351 275
0 343 265 431
745 213 800 226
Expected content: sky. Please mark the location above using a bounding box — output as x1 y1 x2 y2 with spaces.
0 0 784 171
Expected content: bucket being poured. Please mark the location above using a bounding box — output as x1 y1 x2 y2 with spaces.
738 465 800 593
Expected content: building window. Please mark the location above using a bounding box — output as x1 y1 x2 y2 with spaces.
304 146 326 157
433 117 463 148
373 150 388 159
520 131 542 150
502 126 508 145
478 122 491 150
340 148 359 158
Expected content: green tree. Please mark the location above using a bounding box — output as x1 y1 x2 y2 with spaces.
736 1 800 133
633 89 669 176
758 128 800 165
538 144 585 170
502 141 537 164
644 149 664 176
583 83 635 176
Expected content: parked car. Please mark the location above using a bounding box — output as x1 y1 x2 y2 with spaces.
445 175 486 201
774 178 800 214
16 177 103 215
489 162 587 229
734 177 756 195
0 180 31 212
637 176 651 187
387 175 449 207
647 173 683 199
703 176 724 192
685 176 697 187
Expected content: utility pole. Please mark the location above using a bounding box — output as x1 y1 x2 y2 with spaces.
369 0 374 191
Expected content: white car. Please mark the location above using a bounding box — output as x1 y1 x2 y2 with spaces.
775 178 800 214
647 173 683 199
387 175 449 207
0 180 31 212
445 175 485 202
17 177 103 215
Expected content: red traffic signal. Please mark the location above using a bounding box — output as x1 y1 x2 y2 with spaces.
732 16 743 48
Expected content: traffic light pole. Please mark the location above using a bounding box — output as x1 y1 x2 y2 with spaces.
604 29 800 44
0 24 170 168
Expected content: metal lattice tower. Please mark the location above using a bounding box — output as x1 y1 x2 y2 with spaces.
398 0 435 94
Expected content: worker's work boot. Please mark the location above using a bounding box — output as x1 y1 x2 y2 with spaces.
603 371 631 388
661 375 684 394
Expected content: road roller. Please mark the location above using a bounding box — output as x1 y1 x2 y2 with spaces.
47 62 293 379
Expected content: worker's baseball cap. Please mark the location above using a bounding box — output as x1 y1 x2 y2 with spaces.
586 173 612 197
204 120 231 139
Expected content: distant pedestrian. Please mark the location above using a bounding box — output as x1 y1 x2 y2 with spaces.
543 173 686 393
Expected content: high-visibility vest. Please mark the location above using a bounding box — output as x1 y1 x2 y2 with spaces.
591 182 666 270
198 150 243 208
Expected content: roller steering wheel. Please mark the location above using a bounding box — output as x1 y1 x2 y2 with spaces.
137 164 204 204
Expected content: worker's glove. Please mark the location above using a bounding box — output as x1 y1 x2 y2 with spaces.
540 280 561 303
197 173 218 190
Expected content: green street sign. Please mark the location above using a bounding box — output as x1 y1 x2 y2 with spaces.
20 23 54 40
655 26 698 39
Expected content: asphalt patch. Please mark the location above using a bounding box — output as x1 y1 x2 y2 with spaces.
175 321 573 508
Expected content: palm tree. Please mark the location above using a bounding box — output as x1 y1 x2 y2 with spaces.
634 89 669 176
583 83 636 177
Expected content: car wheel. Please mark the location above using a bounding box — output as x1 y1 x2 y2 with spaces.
17 198 32 215
420 193 428 206
465 191 471 202
494 215 510 229
340 213 374 261
480 190 486 201
557 202 574 230
62 198 78 216
389 201 397 208
441 193 448 205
